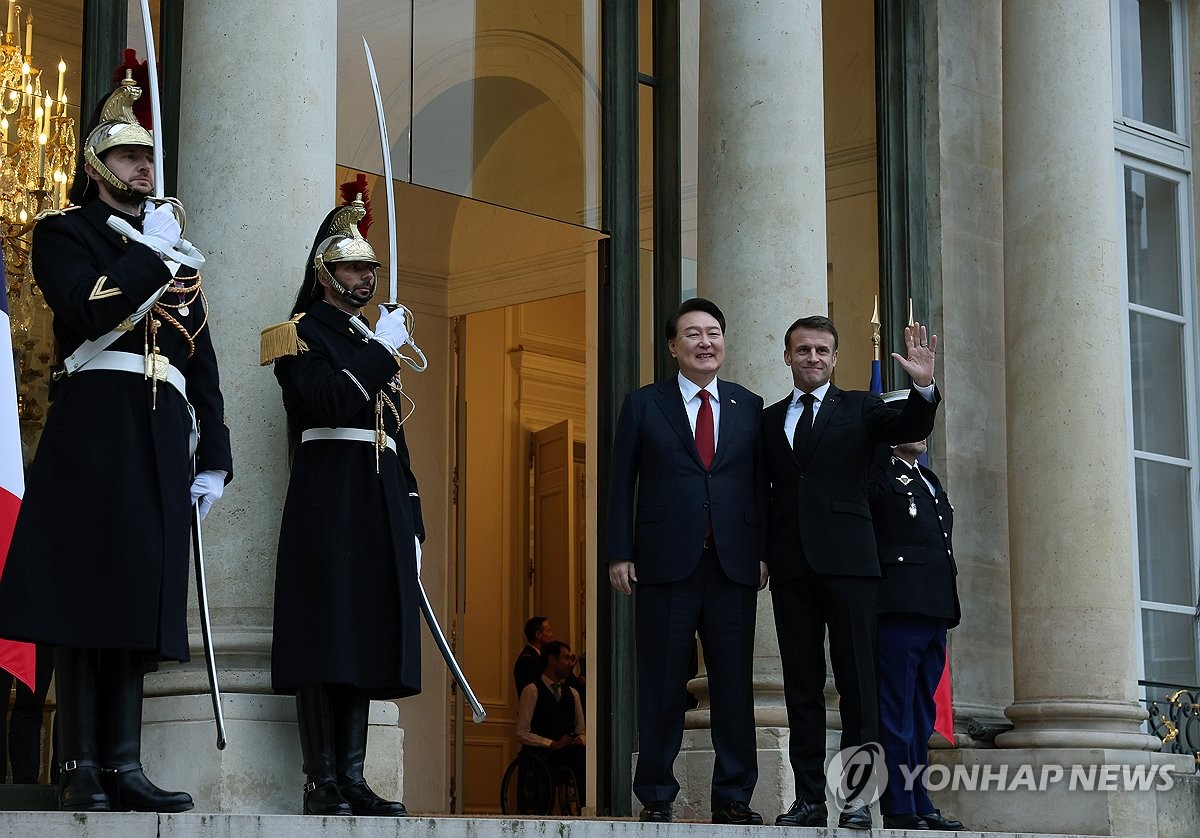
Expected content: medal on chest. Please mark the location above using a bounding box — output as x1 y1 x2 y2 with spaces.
908 495 918 518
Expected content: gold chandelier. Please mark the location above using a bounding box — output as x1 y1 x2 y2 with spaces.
1 3 76 433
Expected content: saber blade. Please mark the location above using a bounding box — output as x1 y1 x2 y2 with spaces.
192 500 227 749
137 0 165 198
362 37 399 305
416 579 485 723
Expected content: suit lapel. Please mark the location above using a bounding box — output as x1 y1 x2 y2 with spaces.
793 384 842 466
653 380 704 468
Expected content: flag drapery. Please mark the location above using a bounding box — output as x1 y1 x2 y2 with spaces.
0 261 37 690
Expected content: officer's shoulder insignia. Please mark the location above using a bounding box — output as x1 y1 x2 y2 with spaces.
33 205 79 223
259 313 309 366
896 474 913 486
88 275 122 301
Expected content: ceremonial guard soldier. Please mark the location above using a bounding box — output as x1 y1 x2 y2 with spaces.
0 76 231 811
262 189 422 816
869 430 964 831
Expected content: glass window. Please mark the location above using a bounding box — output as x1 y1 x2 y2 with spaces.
1124 168 1182 314
1118 0 1176 131
338 1 602 229
1141 609 1199 685
1128 311 1187 458
1135 459 1195 606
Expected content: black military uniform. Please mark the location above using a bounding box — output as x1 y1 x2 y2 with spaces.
0 76 231 814
869 447 963 830
264 193 422 817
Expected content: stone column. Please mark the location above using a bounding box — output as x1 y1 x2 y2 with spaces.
679 0 828 821
138 1 403 814
933 3 1187 834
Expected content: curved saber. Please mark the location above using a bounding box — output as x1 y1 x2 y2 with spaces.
362 37 428 373
362 36 398 305
192 498 227 749
137 0 164 199
418 579 486 724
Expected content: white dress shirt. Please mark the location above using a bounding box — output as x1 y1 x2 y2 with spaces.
516 675 587 748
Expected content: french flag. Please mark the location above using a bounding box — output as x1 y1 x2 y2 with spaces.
0 261 36 690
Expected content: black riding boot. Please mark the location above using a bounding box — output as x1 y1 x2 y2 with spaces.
55 647 109 811
332 687 407 816
97 649 193 812
297 684 352 815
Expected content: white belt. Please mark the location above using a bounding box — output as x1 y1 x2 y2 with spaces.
72 350 197 458
78 350 187 400
301 427 396 454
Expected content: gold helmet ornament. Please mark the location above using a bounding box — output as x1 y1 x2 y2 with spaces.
311 195 380 308
83 72 155 201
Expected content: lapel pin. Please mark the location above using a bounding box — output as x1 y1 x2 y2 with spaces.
896 474 913 486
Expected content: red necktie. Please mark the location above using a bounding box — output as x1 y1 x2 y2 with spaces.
696 390 714 469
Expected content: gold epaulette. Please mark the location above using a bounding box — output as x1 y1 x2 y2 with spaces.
259 313 308 366
32 205 80 223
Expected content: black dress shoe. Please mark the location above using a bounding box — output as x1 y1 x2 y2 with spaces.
775 799 827 827
838 803 873 830
639 800 672 822
918 810 964 830
712 800 763 825
883 813 929 829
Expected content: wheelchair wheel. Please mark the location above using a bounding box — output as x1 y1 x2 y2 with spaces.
554 767 581 816
500 752 555 815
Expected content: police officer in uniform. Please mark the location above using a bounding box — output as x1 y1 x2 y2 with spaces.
869 431 964 831
0 76 231 812
263 193 422 817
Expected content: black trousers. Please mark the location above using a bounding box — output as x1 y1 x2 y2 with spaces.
633 545 758 809
0 644 54 783
772 571 879 803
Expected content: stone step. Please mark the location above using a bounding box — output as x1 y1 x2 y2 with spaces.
0 812 1108 838
0 785 56 812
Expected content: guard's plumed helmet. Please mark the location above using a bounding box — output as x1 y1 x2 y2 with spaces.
83 72 154 201
309 194 379 308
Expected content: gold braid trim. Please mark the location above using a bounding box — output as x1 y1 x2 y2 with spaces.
259 313 309 366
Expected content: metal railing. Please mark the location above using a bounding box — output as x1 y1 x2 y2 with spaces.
1141 680 1200 772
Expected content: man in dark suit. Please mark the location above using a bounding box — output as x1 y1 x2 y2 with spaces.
763 315 939 830
607 298 767 825
514 616 554 697
870 436 964 831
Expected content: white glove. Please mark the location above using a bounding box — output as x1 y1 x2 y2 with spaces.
142 201 182 252
414 535 422 577
372 305 411 353
190 469 227 521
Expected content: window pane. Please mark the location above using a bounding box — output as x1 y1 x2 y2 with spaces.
1136 459 1195 606
342 0 606 228
1118 0 1176 131
1129 312 1187 458
1124 168 1182 314
1141 609 1199 686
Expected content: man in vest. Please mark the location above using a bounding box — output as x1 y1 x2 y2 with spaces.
515 640 585 803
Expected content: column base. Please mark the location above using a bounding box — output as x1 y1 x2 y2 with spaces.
140 693 404 814
925 748 1195 836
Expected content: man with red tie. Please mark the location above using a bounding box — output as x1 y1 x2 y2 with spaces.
607 298 767 825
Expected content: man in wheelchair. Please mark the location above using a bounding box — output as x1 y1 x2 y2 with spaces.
515 640 586 805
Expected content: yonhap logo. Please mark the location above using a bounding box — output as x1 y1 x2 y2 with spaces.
826 743 888 812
